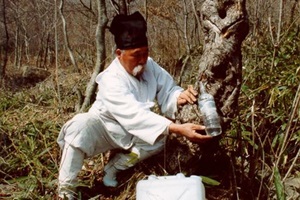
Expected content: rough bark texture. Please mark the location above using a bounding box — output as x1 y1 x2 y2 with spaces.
199 0 249 124
177 0 249 131
164 0 249 178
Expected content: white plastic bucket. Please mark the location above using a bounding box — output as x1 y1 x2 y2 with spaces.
136 173 205 200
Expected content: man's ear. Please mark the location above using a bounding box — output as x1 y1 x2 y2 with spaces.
116 49 122 57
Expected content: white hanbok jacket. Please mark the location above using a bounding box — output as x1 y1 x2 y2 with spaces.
88 57 183 149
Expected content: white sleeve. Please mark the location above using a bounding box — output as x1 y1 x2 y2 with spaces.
149 59 184 119
97 74 172 145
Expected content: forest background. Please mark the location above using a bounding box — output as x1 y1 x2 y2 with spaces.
0 0 299 199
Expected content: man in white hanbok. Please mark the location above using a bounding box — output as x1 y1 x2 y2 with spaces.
57 11 212 199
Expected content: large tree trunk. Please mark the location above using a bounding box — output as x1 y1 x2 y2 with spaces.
177 0 249 134
198 0 249 127
80 0 108 112
166 0 249 183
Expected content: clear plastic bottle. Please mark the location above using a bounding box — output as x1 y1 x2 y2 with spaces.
198 82 222 136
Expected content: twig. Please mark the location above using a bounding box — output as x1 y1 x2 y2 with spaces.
251 99 266 200
230 154 240 200
272 82 300 183
283 148 300 182
268 17 275 46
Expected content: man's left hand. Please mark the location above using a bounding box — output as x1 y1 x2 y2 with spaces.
177 85 198 105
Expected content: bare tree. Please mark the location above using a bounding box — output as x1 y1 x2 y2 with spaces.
0 0 9 83
55 0 62 108
290 0 300 25
59 0 79 72
110 0 128 15
80 0 108 112
13 25 22 68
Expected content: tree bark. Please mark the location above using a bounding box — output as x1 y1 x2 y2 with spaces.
80 0 108 112
109 0 127 15
13 26 20 69
177 0 249 130
168 0 249 175
199 0 249 125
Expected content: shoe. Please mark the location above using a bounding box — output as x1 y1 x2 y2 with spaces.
58 186 77 200
103 165 119 187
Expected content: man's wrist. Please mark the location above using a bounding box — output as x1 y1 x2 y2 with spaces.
169 123 181 135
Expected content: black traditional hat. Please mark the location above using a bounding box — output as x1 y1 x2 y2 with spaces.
109 11 148 49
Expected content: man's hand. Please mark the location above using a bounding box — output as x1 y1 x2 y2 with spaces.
169 123 212 143
177 85 198 105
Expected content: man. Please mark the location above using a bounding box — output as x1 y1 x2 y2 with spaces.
57 11 212 199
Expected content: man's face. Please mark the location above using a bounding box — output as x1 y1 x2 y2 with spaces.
117 46 149 77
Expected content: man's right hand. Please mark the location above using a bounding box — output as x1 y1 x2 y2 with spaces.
169 123 212 143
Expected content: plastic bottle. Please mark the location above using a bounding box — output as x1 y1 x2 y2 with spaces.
198 81 222 136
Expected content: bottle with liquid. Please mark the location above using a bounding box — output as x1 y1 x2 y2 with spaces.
198 81 222 136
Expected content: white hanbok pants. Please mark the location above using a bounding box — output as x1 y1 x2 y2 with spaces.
57 113 165 191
